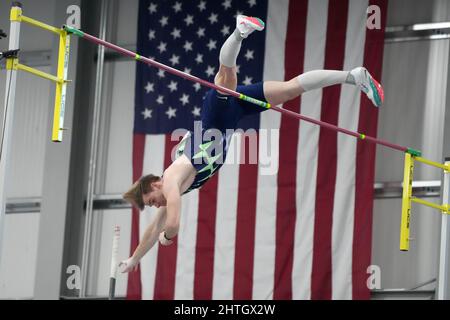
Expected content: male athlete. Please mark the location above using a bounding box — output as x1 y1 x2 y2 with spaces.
119 15 384 272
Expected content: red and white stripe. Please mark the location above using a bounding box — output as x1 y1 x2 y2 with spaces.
129 0 387 300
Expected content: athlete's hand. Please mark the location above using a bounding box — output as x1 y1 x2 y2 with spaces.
159 232 173 246
119 256 139 273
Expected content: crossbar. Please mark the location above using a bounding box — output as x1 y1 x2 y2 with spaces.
62 24 420 156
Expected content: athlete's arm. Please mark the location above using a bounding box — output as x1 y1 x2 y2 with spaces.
160 155 195 240
119 206 167 273
162 176 181 240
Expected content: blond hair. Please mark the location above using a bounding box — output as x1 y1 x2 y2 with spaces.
123 174 161 210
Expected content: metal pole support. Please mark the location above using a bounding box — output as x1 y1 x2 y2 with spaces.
52 31 70 142
400 153 415 251
0 3 22 269
437 158 450 299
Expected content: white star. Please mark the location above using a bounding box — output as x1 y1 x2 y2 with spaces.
157 41 167 53
159 16 169 27
167 81 178 92
222 0 232 10
166 107 177 119
157 69 165 78
244 49 254 61
193 83 201 91
156 95 164 104
206 39 217 51
172 1 182 13
197 27 205 38
236 65 241 74
183 67 192 74
205 65 215 77
148 29 156 40
145 82 154 93
192 106 201 117
148 3 157 14
220 25 230 37
183 41 193 52
248 0 257 7
198 1 206 11
171 28 181 39
242 76 253 85
195 54 203 64
169 54 180 66
142 108 152 119
208 13 218 24
179 94 190 106
234 10 244 18
184 14 194 26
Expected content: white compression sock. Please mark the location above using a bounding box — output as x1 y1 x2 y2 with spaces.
219 29 244 67
296 70 355 92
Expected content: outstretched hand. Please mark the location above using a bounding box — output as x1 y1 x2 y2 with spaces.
159 232 173 246
119 256 139 273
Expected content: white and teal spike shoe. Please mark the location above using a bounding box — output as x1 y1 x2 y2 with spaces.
236 15 265 38
351 67 384 107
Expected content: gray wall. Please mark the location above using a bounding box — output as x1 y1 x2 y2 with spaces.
0 0 137 299
0 0 55 299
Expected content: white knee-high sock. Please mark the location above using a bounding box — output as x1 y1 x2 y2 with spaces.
296 70 355 92
219 29 244 67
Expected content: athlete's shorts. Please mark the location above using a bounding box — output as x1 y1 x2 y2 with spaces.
201 82 268 132
177 82 268 194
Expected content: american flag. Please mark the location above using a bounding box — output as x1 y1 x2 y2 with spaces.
134 0 266 134
128 0 387 300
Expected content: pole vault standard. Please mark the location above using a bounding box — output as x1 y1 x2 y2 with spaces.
62 25 419 157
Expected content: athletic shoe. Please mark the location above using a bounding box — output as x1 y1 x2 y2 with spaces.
236 15 265 38
350 67 384 107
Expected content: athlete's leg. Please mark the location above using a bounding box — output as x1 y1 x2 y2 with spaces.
214 64 238 93
264 68 384 107
263 78 305 107
215 15 265 91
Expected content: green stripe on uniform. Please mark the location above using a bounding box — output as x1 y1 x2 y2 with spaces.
239 94 270 109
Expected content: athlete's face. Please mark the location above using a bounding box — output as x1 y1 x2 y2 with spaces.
142 183 167 208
